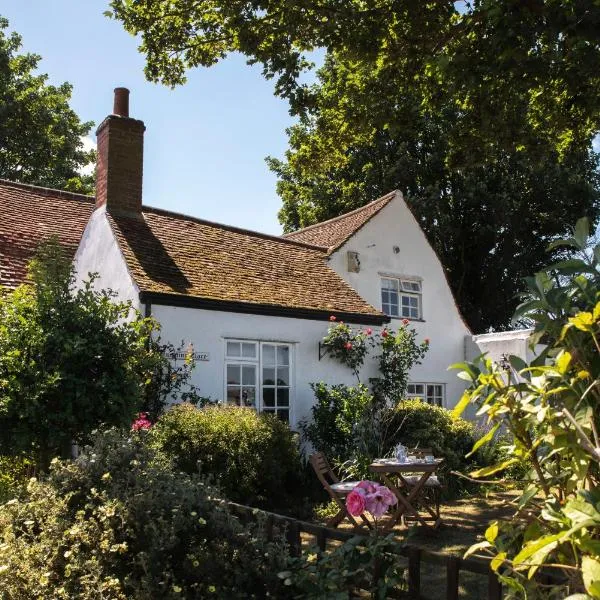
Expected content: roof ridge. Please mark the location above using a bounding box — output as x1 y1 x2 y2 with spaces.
0 178 95 203
139 205 330 252
283 191 397 240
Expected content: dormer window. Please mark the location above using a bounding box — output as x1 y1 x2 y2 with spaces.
381 277 422 319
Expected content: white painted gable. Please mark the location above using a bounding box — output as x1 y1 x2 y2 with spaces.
327 191 472 408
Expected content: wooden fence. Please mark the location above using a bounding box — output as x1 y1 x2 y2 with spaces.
227 501 502 600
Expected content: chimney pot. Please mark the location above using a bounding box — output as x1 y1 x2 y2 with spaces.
113 87 130 117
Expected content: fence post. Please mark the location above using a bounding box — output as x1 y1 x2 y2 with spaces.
315 527 327 552
408 547 421 598
488 570 502 600
286 519 301 557
446 556 459 600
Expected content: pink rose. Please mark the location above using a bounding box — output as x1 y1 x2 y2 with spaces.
382 330 389 338
366 328 372 335
402 319 410 325
344 342 353 350
365 485 397 518
131 412 152 431
346 490 367 516
329 315 337 321
356 480 378 494
424 338 430 344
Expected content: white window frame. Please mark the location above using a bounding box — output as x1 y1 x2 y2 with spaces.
224 339 293 423
380 276 422 320
406 383 445 407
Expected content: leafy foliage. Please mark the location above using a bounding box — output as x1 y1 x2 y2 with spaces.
455 218 600 597
283 534 407 598
0 428 290 599
300 382 374 461
108 0 600 160
0 240 183 465
0 17 94 192
108 1 600 332
270 57 600 332
370 326 429 403
321 319 372 379
150 404 305 511
0 454 34 504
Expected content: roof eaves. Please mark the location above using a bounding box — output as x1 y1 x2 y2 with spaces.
140 290 390 325
0 179 95 203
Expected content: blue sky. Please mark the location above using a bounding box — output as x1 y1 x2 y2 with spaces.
3 1 296 235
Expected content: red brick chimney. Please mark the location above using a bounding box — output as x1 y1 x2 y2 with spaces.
95 87 145 214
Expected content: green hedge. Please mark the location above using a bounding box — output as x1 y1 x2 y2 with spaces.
0 429 289 599
150 404 305 511
0 454 34 504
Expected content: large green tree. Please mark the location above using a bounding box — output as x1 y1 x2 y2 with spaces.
109 1 600 330
0 17 94 192
109 0 600 160
269 57 600 331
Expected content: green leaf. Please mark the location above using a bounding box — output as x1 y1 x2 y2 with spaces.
452 391 471 418
582 556 600 598
467 423 500 457
485 521 499 543
490 552 506 572
513 533 564 565
470 458 518 478
574 217 590 249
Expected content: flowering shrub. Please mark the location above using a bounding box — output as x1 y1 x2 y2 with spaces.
346 480 397 519
0 429 290 599
321 318 373 378
131 412 152 431
320 317 429 403
370 325 429 403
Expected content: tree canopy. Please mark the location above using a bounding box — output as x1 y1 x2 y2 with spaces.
109 1 600 330
0 17 94 192
269 57 600 331
109 0 600 161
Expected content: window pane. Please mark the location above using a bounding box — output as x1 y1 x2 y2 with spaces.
242 365 256 385
435 385 443 396
277 388 289 407
263 344 276 365
402 280 421 292
277 346 289 366
227 364 240 385
382 278 398 290
263 388 275 407
226 387 240 406
241 387 256 407
242 342 257 358
277 367 289 386
226 342 241 357
263 367 276 385
277 409 289 423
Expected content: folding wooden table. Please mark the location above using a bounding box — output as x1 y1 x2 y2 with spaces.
369 458 443 531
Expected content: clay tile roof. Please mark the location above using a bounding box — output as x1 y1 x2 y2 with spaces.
283 191 397 252
108 207 385 321
0 179 94 289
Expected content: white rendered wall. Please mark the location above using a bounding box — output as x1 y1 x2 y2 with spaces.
72 207 141 310
327 192 472 409
150 304 383 429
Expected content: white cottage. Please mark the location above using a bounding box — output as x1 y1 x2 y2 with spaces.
70 88 476 426
0 88 495 428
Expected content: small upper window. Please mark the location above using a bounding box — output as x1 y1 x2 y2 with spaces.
381 277 422 319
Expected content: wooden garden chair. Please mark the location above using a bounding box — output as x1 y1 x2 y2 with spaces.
309 452 372 530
